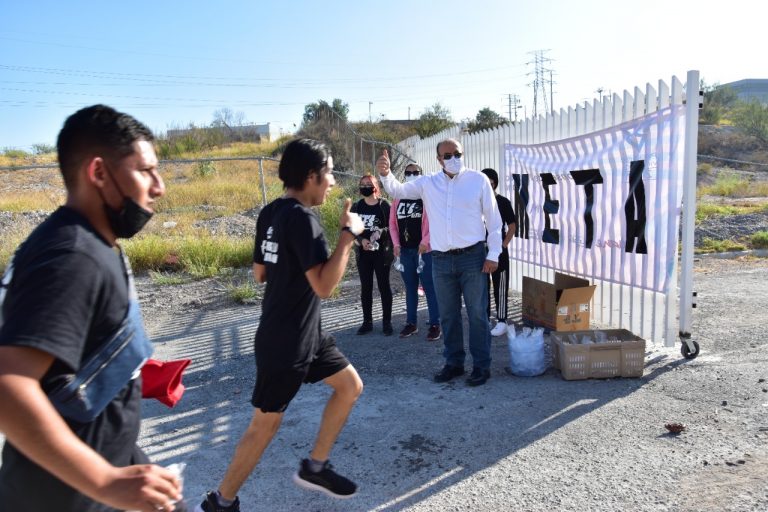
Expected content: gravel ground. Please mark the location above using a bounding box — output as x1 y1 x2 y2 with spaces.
132 255 768 512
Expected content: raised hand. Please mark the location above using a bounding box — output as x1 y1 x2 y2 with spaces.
340 198 364 235
376 149 391 176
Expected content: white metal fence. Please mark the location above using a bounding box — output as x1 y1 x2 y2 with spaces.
396 71 700 346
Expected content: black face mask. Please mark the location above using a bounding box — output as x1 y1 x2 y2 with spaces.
104 197 153 239
101 163 154 239
359 186 374 197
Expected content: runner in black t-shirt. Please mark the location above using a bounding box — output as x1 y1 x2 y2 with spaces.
196 139 365 512
481 168 517 337
0 105 183 511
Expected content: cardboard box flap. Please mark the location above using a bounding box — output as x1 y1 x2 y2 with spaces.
557 285 596 306
554 272 590 290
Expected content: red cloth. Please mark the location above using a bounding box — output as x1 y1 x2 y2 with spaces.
141 358 191 407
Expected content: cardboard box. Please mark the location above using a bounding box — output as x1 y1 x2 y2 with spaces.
550 329 646 380
522 273 596 331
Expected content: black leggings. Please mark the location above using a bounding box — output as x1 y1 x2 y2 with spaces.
487 247 510 321
357 250 392 324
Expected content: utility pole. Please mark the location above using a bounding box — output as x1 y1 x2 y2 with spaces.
549 69 554 115
506 93 521 122
369 101 372 123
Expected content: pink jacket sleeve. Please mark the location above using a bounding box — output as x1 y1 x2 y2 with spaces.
389 198 400 249
421 206 431 252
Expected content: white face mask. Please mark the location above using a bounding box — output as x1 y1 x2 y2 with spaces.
405 175 419 183
443 156 464 174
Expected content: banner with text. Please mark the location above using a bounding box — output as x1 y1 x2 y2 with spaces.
504 105 686 293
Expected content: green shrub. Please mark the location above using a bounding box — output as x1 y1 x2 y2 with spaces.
225 280 263 304
2 148 28 159
149 271 193 286
316 181 360 247
695 204 744 222
751 231 768 249
698 174 768 198
696 238 746 253
31 143 55 155
194 161 216 177
123 235 252 276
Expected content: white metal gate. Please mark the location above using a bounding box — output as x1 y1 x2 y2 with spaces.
397 71 700 346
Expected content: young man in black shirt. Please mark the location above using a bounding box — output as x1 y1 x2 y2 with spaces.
197 139 365 512
0 105 183 511
481 168 517 337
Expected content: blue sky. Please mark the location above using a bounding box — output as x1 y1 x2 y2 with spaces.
1 0 765 150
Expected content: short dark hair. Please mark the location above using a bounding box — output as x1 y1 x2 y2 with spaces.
278 138 330 190
56 104 154 189
481 168 498 190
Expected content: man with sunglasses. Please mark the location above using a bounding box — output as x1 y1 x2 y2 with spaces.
376 139 502 387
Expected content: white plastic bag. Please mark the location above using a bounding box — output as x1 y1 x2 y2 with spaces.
507 326 548 377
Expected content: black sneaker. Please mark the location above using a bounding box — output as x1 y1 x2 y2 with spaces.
433 364 464 383
356 322 373 335
466 367 491 387
399 323 418 338
195 491 240 512
293 459 357 499
383 322 393 336
426 324 441 341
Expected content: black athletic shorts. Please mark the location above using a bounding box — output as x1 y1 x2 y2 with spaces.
251 333 350 413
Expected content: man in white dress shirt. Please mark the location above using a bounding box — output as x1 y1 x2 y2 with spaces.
376 139 502 386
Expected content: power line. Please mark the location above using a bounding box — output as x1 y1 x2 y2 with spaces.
0 63 528 87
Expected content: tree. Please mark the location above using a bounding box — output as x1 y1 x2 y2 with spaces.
467 107 508 133
414 103 454 139
699 81 738 125
211 108 247 129
302 98 349 124
732 100 768 144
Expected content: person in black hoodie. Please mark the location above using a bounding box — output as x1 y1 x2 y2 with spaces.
351 174 394 336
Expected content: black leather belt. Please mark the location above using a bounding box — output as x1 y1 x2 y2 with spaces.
437 242 482 255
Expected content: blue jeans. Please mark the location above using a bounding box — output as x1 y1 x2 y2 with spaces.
399 247 439 326
431 242 491 370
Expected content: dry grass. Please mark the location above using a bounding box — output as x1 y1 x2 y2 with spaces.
0 153 57 168
0 150 285 273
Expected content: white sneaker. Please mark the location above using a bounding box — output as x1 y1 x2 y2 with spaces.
490 322 508 337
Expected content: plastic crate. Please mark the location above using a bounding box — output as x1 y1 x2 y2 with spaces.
550 329 646 380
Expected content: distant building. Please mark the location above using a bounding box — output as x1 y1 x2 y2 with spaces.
720 79 768 104
166 123 282 142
